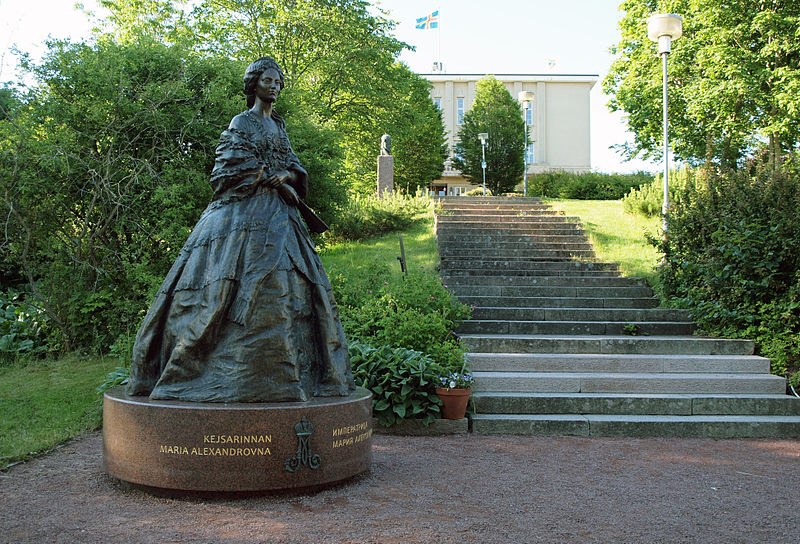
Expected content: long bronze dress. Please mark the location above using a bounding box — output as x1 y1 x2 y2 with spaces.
127 110 354 402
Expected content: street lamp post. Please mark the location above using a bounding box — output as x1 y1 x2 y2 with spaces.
478 132 489 196
518 91 534 197
647 13 683 233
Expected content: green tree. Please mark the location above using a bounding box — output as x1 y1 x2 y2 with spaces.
0 39 243 352
605 0 800 167
94 0 446 195
336 63 448 194
452 76 525 195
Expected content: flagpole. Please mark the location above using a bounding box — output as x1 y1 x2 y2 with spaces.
437 7 441 70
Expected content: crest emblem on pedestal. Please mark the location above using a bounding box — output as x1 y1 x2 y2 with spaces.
285 416 321 472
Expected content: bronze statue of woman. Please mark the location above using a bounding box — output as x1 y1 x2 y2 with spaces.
126 57 355 402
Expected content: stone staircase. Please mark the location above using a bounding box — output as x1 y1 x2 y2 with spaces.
436 196 800 437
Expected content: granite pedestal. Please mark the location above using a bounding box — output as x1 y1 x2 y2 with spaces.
377 155 394 196
103 387 373 492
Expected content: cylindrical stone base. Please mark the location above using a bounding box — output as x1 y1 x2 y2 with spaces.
103 387 373 492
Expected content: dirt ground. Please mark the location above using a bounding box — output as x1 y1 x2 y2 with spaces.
1 432 798 544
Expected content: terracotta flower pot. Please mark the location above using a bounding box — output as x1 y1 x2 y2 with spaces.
435 387 472 420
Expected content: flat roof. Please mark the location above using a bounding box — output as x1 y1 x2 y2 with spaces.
420 73 599 86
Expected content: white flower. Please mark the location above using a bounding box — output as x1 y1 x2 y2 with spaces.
449 380 456 388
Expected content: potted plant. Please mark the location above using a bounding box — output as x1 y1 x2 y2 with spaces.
435 371 474 420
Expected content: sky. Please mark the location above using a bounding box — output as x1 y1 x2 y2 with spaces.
0 0 658 173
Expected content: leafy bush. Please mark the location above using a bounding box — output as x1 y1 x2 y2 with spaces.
656 159 800 382
465 187 492 196
622 167 695 216
331 267 471 369
326 192 433 242
96 366 131 394
349 341 445 426
0 289 47 362
528 171 652 200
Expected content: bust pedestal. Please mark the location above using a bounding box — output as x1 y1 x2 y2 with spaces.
377 155 394 196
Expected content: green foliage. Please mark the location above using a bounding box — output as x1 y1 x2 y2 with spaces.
330 266 470 370
656 159 800 379
465 187 492 196
1 39 244 353
528 171 653 200
0 289 46 360
97 366 131 394
325 192 434 243
452 76 525 195
96 0 446 196
605 0 800 166
1 38 351 355
622 167 694 216
349 341 445 427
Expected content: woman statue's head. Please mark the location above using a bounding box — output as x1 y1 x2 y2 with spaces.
244 56 285 108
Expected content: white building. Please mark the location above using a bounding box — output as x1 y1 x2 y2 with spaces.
423 73 598 195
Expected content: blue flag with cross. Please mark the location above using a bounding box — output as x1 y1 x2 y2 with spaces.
416 11 439 29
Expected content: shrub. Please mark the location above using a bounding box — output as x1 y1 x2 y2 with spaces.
0 288 47 362
349 341 445 426
656 158 800 382
332 267 471 370
527 171 652 200
325 192 433 242
465 187 492 196
622 167 695 217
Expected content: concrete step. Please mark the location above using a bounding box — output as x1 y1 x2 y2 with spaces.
448 285 654 298
444 269 621 278
469 413 800 437
437 226 585 237
468 353 771 374
437 196 542 203
460 335 755 356
471 371 785 394
439 260 613 272
436 217 581 225
443 276 641 288
442 209 559 216
469 307 689 322
471 392 800 416
458 320 696 336
439 243 594 254
438 234 590 244
455 296 660 309
440 252 597 264
433 198 795 438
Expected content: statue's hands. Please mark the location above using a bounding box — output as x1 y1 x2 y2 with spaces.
276 183 300 206
264 169 295 188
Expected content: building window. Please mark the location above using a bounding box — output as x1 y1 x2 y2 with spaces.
433 97 441 110
457 98 465 125
525 106 533 126
526 143 535 164
453 141 464 162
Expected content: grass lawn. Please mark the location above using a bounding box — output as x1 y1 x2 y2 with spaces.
545 199 662 289
0 355 118 469
319 216 438 278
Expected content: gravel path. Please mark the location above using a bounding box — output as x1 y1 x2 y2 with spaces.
1 432 798 543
